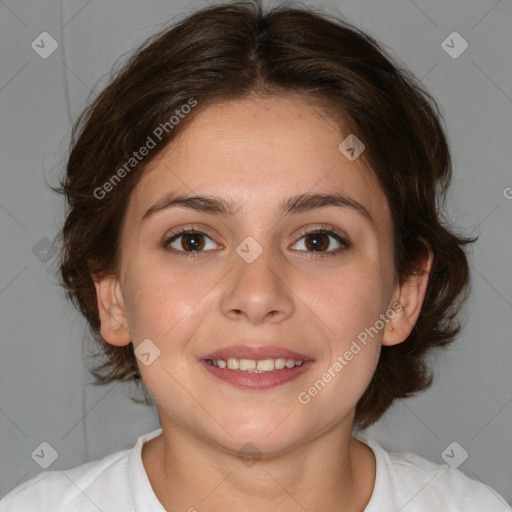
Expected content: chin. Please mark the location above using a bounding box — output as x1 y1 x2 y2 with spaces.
203 415 310 458
217 434 302 460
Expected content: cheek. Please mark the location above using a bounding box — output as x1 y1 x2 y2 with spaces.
122 257 209 338
301 260 390 350
293 258 388 406
295 267 387 415
121 265 211 399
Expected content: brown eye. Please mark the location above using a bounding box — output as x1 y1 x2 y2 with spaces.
291 229 350 254
180 232 205 251
304 233 330 251
165 230 217 253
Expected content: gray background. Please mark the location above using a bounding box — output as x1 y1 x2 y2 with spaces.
1 0 511 505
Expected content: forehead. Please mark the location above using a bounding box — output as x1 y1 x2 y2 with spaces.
126 95 390 227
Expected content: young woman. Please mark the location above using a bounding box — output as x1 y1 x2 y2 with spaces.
1 1 509 510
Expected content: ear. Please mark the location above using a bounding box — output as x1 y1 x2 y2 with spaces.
92 273 131 347
383 243 434 347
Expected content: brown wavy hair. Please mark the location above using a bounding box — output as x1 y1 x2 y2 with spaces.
58 0 475 428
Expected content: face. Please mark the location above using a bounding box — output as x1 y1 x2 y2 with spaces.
96 94 424 456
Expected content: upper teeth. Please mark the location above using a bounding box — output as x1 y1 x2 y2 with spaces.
207 358 304 372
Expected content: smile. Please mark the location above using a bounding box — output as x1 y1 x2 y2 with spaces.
200 358 313 390
205 357 304 372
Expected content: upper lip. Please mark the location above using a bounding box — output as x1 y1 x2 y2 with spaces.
201 345 314 361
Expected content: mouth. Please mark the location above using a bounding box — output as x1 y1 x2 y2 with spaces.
204 357 305 372
199 345 314 390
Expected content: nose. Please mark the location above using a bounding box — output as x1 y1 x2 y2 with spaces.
220 242 295 325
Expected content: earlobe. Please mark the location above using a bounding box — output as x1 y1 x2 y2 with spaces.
92 273 131 347
383 244 434 347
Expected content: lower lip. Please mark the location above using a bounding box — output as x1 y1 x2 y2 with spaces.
200 360 314 390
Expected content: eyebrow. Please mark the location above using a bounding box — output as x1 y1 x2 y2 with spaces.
142 192 374 227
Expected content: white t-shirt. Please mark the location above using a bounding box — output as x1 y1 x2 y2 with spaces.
0 428 509 511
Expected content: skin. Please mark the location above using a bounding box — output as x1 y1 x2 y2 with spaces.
94 94 432 511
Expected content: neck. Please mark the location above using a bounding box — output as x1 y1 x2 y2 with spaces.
142 414 376 512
